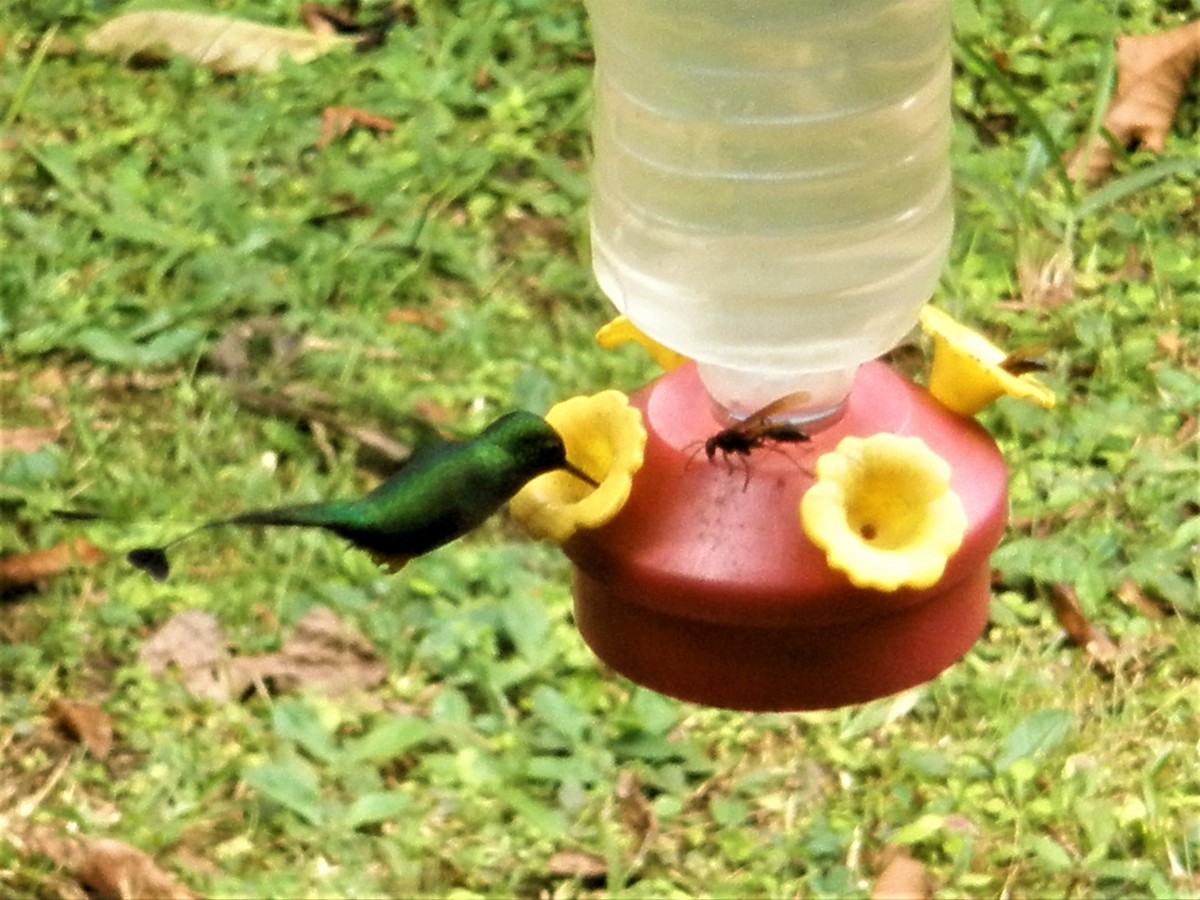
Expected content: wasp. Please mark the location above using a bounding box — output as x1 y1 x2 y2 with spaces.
699 391 812 488
998 345 1051 376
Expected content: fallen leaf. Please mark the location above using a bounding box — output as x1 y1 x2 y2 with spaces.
0 426 60 454
47 699 114 759
1014 243 1075 310
0 539 106 591
1049 582 1120 670
17 828 197 900
1115 245 1152 283
1067 22 1200 182
872 849 932 900
1155 330 1183 360
207 315 304 379
139 609 233 702
300 2 412 48
1115 577 1168 620
300 2 354 36
140 607 387 702
1174 413 1199 447
85 11 351 75
316 106 396 150
547 849 607 882
615 770 657 867
386 307 448 333
77 838 197 900
14 826 88 874
232 606 388 697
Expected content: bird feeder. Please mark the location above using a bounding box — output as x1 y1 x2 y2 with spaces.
520 0 1033 711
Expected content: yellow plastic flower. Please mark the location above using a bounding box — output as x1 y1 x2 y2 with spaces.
595 315 690 372
799 434 967 592
510 390 646 543
919 305 1056 416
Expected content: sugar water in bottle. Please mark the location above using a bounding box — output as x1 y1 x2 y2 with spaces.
586 0 953 417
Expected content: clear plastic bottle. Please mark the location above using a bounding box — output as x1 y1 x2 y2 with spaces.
586 0 953 419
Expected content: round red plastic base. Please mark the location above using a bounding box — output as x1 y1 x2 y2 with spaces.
564 362 1008 711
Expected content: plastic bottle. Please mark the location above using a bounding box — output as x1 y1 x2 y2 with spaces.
586 0 953 420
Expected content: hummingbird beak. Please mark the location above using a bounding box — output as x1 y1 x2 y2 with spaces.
562 460 600 489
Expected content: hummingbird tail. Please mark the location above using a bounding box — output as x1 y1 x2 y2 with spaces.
222 504 337 530
127 547 171 582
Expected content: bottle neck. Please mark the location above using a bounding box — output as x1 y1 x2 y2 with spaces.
696 361 855 429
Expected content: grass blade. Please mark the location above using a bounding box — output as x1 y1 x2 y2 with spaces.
1074 156 1200 218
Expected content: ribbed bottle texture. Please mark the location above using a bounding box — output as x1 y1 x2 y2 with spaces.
587 0 953 415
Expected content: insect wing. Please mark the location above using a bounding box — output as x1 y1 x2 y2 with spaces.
729 391 812 436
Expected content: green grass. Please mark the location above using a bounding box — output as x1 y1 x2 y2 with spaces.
3 0 1199 896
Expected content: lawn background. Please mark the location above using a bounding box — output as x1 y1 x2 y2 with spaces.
2 0 1199 896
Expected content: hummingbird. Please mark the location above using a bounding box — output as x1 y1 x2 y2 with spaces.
127 411 597 581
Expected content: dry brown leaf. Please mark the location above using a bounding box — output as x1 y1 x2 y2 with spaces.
547 850 608 881
77 838 197 900
1115 577 1168 620
140 607 387 702
0 539 106 591
139 609 234 702
1156 330 1183 360
615 770 657 866
300 3 354 37
0 426 60 454
17 828 197 900
872 849 932 900
1049 582 1120 670
85 11 351 74
386 307 449 333
1067 21 1200 183
316 106 396 150
1174 413 1199 447
47 699 114 759
299 2 411 51
231 606 388 697
1012 243 1076 310
16 826 88 873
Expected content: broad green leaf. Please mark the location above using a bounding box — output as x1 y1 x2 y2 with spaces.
348 717 434 763
996 709 1074 771
494 786 567 836
530 685 590 744
498 592 552 661
890 813 947 846
342 791 412 830
1023 833 1074 873
242 761 325 825
271 699 341 765
524 753 602 786
626 688 680 737
75 326 202 368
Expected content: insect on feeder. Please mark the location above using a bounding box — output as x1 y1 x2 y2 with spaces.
560 0 1012 711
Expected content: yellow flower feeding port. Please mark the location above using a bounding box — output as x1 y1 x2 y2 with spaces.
510 391 647 544
920 306 1057 416
800 434 968 592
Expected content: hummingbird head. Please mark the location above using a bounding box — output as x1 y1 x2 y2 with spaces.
484 411 599 487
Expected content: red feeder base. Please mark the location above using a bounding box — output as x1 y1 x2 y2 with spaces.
564 362 1007 711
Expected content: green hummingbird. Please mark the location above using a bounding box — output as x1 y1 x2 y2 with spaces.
127 411 597 581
